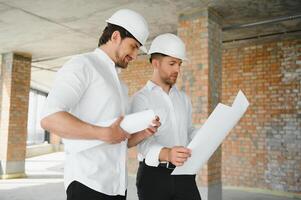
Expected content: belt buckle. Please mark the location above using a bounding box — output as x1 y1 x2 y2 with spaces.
167 162 175 169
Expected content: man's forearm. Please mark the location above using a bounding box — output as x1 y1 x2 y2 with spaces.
127 131 147 148
40 111 106 140
159 147 170 162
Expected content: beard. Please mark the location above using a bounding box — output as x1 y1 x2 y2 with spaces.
115 51 128 69
115 42 132 69
163 73 178 86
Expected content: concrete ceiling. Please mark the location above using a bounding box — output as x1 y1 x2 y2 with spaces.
0 0 300 92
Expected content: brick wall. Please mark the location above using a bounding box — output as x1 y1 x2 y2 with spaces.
222 38 301 193
120 37 301 194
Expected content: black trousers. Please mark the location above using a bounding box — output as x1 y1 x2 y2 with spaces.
66 181 126 200
136 162 201 200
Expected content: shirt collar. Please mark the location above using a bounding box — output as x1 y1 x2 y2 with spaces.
146 80 178 94
94 48 115 67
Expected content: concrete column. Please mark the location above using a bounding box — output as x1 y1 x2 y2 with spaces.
0 52 31 179
177 8 223 200
50 133 62 151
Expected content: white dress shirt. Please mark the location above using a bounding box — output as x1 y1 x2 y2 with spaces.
130 80 197 167
42 48 129 195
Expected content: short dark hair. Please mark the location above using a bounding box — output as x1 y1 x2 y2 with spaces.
98 23 140 47
149 53 168 63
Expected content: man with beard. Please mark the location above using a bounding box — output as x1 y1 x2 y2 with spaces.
130 33 202 200
41 9 160 200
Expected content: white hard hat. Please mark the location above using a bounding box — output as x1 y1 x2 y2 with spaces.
106 9 149 53
148 33 187 60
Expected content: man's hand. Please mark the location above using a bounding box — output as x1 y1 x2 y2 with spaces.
127 116 161 148
142 116 161 138
164 146 191 166
101 116 131 144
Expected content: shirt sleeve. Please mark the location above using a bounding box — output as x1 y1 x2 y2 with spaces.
41 57 91 119
130 92 164 167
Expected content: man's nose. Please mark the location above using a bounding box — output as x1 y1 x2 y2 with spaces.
174 65 180 73
131 49 138 60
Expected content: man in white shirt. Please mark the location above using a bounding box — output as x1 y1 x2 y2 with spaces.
40 9 160 200
130 33 202 200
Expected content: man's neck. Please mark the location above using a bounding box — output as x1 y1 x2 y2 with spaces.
150 78 171 94
99 45 116 64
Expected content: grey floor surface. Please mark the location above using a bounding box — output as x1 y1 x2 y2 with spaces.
0 152 299 200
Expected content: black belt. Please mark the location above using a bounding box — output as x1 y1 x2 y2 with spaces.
158 162 176 169
142 160 176 170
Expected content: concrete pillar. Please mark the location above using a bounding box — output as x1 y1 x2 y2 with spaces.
177 8 223 200
50 133 62 151
0 52 31 179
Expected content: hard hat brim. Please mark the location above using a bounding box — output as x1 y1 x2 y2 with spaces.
148 50 188 61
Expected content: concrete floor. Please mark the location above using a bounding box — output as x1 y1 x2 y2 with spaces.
0 152 300 200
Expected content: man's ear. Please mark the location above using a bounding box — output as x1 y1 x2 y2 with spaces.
111 31 121 44
152 59 160 70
